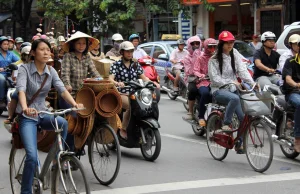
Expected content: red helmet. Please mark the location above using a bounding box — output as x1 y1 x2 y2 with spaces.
218 31 235 42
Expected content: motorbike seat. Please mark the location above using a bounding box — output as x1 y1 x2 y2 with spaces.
276 95 295 111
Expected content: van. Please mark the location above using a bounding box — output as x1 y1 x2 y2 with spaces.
276 21 300 55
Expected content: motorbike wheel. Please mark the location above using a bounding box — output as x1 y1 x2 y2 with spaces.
277 115 299 159
166 80 177 100
0 109 3 115
192 105 205 136
140 128 161 161
155 88 161 103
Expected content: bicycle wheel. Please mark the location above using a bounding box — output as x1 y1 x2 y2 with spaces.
206 112 229 161
9 146 26 194
52 155 90 194
88 124 121 185
244 119 274 173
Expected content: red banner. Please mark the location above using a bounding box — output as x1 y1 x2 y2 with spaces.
181 0 235 5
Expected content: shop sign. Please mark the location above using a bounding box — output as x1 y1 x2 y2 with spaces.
181 0 235 5
178 11 192 41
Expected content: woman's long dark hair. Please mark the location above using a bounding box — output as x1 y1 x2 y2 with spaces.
214 41 236 75
69 38 89 55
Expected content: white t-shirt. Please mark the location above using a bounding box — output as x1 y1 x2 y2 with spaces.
170 48 189 69
133 48 148 59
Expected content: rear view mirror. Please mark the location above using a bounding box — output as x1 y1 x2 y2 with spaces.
158 54 169 61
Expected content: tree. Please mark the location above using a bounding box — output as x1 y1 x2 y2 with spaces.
37 0 214 33
0 0 34 40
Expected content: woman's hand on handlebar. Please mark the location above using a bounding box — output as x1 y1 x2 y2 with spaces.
116 82 125 88
73 103 84 110
23 107 38 117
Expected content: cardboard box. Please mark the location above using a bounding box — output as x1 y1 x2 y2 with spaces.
92 58 116 78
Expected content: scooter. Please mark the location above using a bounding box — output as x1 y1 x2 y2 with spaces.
161 65 188 102
0 64 18 116
115 80 161 161
138 56 161 102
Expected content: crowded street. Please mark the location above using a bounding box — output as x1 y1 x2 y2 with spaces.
0 94 299 194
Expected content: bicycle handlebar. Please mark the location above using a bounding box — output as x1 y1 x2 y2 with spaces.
32 107 86 116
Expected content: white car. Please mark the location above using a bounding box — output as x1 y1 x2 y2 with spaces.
276 21 300 55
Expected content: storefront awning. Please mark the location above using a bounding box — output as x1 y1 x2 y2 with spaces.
181 0 235 5
0 13 12 23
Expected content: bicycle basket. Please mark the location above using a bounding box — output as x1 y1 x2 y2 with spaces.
240 91 272 116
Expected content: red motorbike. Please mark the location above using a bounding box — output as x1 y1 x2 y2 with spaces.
138 56 161 102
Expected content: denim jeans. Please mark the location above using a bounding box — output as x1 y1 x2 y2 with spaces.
0 73 7 100
288 93 300 138
214 89 244 125
197 86 211 119
19 114 68 194
58 95 75 151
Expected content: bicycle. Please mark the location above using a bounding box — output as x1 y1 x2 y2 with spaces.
9 108 90 194
206 83 274 173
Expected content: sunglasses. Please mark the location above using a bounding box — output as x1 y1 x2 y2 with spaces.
191 41 200 46
208 45 217 48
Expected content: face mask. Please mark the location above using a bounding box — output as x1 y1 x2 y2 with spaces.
114 42 120 50
192 45 199 51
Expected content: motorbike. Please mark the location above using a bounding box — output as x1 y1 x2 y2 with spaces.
162 65 188 104
138 56 161 102
0 64 18 116
114 80 161 161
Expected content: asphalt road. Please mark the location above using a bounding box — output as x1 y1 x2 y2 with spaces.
0 93 299 194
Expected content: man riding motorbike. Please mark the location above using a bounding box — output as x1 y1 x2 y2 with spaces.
106 33 124 57
279 34 300 72
281 36 300 153
169 39 188 95
109 41 152 139
129 34 148 59
193 38 217 126
253 31 281 89
0 36 19 108
182 36 202 120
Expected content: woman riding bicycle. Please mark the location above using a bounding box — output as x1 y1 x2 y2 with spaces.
194 38 217 127
208 31 255 153
16 39 82 194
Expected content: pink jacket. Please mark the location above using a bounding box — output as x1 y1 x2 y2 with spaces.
183 36 202 83
194 38 217 88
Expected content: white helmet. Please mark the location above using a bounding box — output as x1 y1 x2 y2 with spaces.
288 34 300 43
112 33 124 41
119 41 134 52
261 31 276 42
57 35 65 42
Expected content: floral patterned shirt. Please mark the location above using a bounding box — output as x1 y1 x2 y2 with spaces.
208 48 254 93
109 59 144 94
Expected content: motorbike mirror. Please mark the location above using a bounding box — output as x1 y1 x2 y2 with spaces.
9 64 18 70
158 54 169 61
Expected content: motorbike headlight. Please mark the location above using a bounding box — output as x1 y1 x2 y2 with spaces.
140 88 153 105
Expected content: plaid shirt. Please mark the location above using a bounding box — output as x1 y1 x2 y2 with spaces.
61 52 100 96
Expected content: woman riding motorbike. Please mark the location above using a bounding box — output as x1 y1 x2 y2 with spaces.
183 35 202 120
16 39 82 193
193 38 217 126
208 31 255 153
109 41 152 139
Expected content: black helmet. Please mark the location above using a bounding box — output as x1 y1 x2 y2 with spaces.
20 42 32 52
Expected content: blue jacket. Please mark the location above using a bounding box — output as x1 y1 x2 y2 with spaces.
0 50 20 68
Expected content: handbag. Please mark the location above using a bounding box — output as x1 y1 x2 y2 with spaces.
12 67 50 149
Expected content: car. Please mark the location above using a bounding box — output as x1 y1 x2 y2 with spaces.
138 40 255 86
138 41 177 86
276 21 300 55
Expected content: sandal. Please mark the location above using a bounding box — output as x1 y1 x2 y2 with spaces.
4 118 13 124
234 137 245 154
198 119 206 127
117 129 127 140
